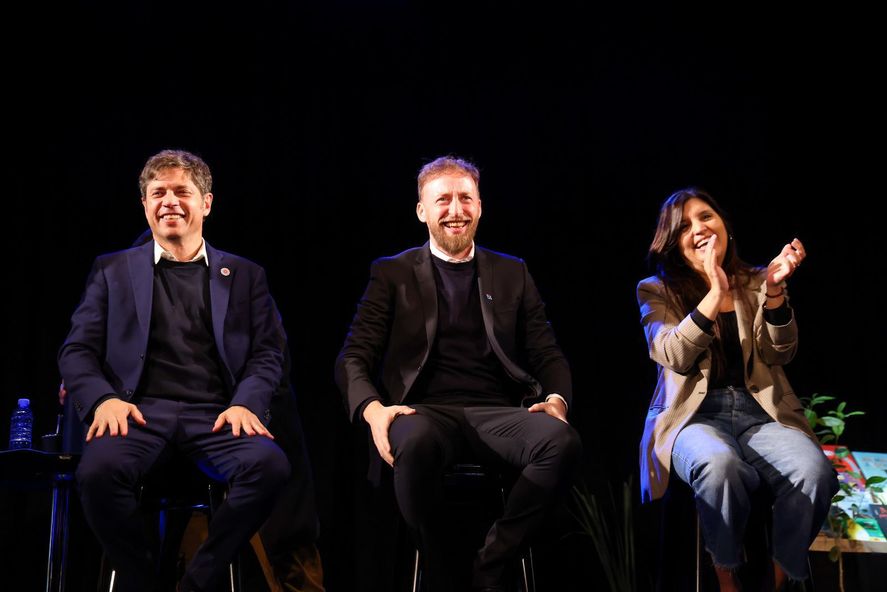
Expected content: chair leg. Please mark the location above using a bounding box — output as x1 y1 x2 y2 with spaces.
412 549 421 592
519 547 536 592
249 534 283 592
227 560 237 592
519 555 528 592
695 513 701 592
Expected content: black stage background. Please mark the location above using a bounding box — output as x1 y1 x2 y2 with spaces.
2 2 881 590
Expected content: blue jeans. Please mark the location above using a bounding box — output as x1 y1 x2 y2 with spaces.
671 387 837 579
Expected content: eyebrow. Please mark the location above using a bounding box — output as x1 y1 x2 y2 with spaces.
150 183 193 192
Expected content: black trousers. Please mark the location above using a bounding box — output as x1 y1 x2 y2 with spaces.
76 397 290 592
387 404 582 590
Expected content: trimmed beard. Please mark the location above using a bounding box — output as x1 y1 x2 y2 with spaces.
429 220 478 257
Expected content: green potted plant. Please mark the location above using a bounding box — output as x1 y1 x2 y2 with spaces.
565 477 637 592
801 394 885 592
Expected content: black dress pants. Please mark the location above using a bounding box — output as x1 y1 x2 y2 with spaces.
76 397 290 592
387 404 582 590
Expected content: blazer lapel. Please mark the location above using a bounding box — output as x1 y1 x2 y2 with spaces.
476 249 537 389
128 242 155 339
476 248 498 343
207 243 232 370
414 244 438 352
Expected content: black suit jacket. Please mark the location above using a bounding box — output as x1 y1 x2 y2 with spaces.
335 244 571 422
58 240 284 423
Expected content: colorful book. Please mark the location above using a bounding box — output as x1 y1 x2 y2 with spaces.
870 504 887 541
821 445 866 489
853 451 887 504
819 446 886 541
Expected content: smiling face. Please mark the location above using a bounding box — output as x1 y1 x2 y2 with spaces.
416 173 482 259
678 197 728 273
141 167 213 255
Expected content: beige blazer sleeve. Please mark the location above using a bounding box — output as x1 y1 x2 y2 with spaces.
636 273 816 503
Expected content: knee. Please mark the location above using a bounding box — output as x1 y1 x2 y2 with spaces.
390 420 447 468
265 446 292 486
552 423 583 465
535 422 583 472
250 444 291 488
76 448 134 492
695 451 750 486
393 431 444 468
798 454 839 500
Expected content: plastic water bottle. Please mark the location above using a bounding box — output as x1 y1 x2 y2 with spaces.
8 398 33 450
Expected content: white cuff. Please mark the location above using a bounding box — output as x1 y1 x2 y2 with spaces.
545 393 568 412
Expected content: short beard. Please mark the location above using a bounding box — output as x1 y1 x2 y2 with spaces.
430 220 478 257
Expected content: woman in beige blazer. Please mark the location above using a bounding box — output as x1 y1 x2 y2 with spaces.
637 188 837 591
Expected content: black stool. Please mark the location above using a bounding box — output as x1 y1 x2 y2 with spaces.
411 463 536 592
100 458 241 592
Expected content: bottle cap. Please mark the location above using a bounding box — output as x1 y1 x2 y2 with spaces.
17 398 30 408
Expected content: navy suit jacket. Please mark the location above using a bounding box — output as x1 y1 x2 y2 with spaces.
335 244 572 422
59 240 284 423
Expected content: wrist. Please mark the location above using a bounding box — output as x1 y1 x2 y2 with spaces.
547 396 567 414
362 400 383 422
765 280 786 299
709 287 727 301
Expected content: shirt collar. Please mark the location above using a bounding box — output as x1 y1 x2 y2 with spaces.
429 241 475 263
153 239 209 266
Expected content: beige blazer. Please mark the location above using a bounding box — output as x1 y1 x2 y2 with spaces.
637 272 816 502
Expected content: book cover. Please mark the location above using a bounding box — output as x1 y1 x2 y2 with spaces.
819 446 887 541
821 445 866 490
870 504 887 540
853 451 887 504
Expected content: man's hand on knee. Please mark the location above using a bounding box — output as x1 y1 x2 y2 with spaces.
528 397 568 423
87 398 147 441
363 400 416 467
212 405 275 439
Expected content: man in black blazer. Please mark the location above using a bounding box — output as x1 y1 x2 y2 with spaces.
335 156 581 592
59 150 290 592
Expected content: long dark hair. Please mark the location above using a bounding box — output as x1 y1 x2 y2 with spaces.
647 188 755 375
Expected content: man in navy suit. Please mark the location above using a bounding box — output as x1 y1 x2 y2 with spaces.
335 156 582 592
59 149 290 592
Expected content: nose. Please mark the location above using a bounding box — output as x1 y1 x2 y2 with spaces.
691 218 707 235
448 196 461 217
161 190 179 207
